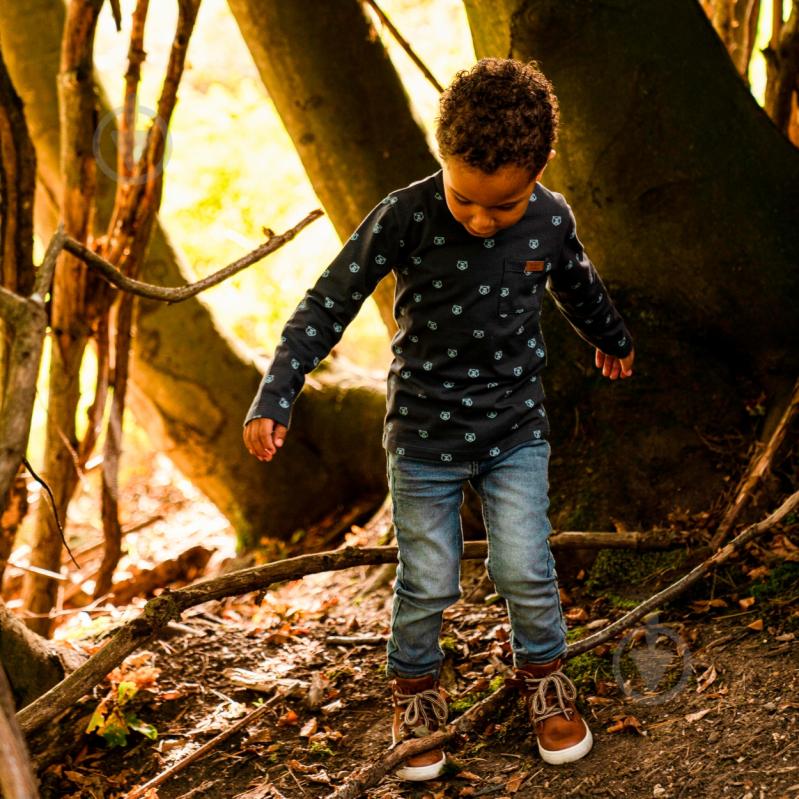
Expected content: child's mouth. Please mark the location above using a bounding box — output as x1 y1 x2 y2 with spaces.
465 225 496 238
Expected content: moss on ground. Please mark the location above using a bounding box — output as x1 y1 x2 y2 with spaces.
585 548 687 593
449 675 504 714
563 652 614 694
750 561 799 602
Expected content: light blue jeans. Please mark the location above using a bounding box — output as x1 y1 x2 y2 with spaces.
385 439 568 679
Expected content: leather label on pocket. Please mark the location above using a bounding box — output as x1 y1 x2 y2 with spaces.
524 260 545 272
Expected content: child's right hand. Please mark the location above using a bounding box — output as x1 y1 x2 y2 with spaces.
243 418 288 462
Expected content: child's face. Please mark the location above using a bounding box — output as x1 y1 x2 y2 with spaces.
442 157 544 238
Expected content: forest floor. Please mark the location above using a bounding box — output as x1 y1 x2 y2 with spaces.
20 458 799 799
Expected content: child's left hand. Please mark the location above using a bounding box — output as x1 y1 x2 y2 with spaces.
595 347 634 380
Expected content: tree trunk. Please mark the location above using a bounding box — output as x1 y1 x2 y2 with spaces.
0 0 388 548
0 661 40 799
226 0 439 335
0 601 77 709
0 45 36 386
462 0 799 528
0 47 35 558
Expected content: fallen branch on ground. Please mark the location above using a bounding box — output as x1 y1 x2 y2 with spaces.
323 491 799 799
709 378 799 549
16 528 683 734
125 690 285 799
325 675 515 799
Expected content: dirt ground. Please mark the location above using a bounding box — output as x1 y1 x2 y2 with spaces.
31 500 799 799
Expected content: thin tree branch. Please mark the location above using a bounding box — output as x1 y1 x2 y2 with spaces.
31 224 64 303
60 209 324 303
709 377 799 549
361 0 443 93
118 0 149 184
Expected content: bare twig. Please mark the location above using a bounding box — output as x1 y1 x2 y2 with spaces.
125 693 281 799
709 378 799 549
361 0 443 92
326 635 385 646
60 209 324 302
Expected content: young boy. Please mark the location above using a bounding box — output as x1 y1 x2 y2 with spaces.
243 58 634 780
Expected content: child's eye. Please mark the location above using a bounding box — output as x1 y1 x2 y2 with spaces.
496 203 518 211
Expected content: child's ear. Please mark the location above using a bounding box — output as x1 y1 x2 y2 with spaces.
534 150 556 182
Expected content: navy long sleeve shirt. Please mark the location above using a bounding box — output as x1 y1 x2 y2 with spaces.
245 170 633 462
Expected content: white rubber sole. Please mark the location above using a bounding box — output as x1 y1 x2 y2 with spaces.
538 720 593 765
395 751 447 781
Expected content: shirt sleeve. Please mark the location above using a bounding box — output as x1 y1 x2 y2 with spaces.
547 204 633 358
244 197 402 428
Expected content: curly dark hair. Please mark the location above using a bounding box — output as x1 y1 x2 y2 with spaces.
436 58 559 176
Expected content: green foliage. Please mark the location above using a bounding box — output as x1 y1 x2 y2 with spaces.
85 681 158 748
308 741 335 759
440 635 459 654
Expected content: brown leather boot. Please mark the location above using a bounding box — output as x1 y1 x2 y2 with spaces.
390 674 449 781
507 656 593 764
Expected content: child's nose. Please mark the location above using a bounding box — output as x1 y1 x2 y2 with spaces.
469 209 494 234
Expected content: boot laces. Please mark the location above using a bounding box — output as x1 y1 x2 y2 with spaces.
395 688 449 738
521 670 577 723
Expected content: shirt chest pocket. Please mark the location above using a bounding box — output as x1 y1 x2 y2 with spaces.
498 258 548 317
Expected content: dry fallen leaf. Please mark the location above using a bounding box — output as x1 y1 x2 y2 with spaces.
277 709 299 727
457 770 482 782
684 708 712 723
738 596 756 609
696 664 718 694
586 695 614 706
606 715 645 735
565 606 589 623
746 565 770 580
287 759 316 774
299 717 318 738
505 771 529 793
747 618 764 631
690 598 728 613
